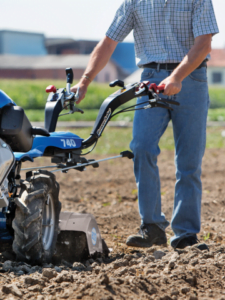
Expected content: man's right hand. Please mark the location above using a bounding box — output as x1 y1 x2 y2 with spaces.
71 82 88 104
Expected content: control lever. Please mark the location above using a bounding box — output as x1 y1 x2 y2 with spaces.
66 68 74 84
64 68 75 101
109 79 125 89
75 87 80 103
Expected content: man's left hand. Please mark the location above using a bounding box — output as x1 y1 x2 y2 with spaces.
159 76 182 96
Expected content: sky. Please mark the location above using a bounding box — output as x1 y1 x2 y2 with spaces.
0 0 224 49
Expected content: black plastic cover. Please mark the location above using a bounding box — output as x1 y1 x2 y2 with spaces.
0 106 33 152
45 88 64 132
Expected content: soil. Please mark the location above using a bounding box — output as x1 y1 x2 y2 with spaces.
1 148 225 299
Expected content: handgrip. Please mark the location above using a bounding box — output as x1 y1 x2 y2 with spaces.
66 68 74 84
149 83 165 94
109 79 125 88
46 85 57 93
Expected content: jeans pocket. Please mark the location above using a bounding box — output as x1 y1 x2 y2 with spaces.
141 69 155 81
189 68 208 82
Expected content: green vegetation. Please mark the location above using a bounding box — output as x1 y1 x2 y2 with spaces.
208 108 225 122
0 80 225 122
63 126 225 155
0 79 118 110
209 86 225 109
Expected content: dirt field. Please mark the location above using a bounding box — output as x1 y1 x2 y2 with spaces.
1 148 225 299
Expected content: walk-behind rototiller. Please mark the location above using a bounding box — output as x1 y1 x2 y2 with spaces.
0 68 179 264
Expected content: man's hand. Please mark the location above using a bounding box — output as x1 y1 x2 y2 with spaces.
159 75 182 96
71 82 88 104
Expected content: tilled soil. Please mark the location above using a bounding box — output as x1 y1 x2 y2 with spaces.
1 148 225 300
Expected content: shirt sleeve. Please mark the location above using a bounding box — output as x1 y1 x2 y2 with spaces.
192 0 219 38
106 0 134 42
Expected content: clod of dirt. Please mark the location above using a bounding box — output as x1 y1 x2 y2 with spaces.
2 284 22 297
153 250 166 259
24 276 45 286
54 271 74 283
72 262 86 271
42 268 57 279
3 260 12 271
98 273 109 285
181 286 191 294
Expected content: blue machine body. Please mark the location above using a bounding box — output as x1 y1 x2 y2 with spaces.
0 90 16 107
14 132 83 162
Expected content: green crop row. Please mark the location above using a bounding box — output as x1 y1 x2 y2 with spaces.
0 79 117 110
0 79 225 110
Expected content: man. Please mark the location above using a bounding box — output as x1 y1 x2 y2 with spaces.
71 0 219 249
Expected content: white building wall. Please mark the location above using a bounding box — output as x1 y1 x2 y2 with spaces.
95 61 118 83
207 67 225 86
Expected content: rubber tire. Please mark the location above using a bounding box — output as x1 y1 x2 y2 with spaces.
12 170 61 264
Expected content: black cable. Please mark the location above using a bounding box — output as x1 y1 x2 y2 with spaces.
58 103 71 117
81 140 98 156
111 100 150 118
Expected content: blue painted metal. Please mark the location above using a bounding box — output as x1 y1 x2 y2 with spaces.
0 212 6 229
0 30 47 56
111 42 137 74
0 212 12 241
0 90 16 107
14 132 83 162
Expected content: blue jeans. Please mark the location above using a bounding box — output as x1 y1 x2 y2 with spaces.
130 67 209 247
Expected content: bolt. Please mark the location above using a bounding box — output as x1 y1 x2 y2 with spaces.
2 143 7 148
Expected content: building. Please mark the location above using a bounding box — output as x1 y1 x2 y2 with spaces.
45 38 137 75
0 54 125 83
45 38 98 55
0 30 46 56
207 49 225 85
0 30 133 81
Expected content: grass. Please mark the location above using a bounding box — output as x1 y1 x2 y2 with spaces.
1 79 225 122
62 126 225 155
24 107 225 122
0 79 118 110
209 86 225 109
25 108 135 122
208 108 225 122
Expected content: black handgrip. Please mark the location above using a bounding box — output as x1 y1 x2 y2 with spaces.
120 151 134 159
66 68 74 84
31 127 50 137
109 79 125 88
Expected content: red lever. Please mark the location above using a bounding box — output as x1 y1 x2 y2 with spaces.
149 83 165 94
46 85 57 93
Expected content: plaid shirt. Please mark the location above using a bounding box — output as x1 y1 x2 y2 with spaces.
106 0 219 66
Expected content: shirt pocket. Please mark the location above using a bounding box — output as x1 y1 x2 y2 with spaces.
170 11 192 41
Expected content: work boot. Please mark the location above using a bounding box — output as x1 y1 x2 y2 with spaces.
126 223 167 247
175 235 209 251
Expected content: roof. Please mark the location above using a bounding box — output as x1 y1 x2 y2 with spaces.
0 29 45 37
45 38 76 47
208 49 225 67
0 54 91 69
45 38 99 47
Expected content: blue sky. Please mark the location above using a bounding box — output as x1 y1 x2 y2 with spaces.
0 0 224 48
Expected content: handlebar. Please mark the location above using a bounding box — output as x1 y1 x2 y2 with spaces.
149 83 165 94
44 68 179 145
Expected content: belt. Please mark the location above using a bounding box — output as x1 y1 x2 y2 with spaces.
142 60 207 71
